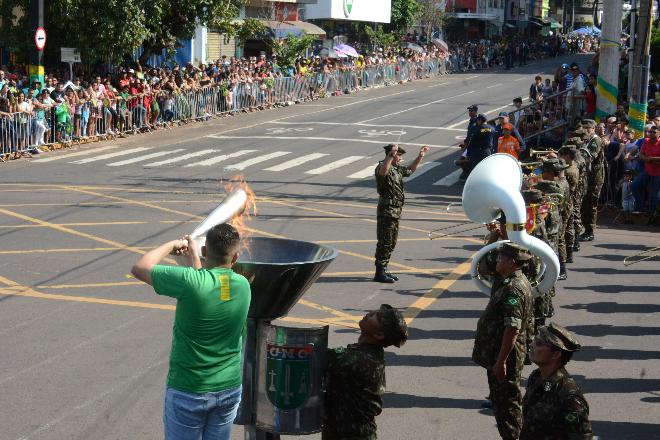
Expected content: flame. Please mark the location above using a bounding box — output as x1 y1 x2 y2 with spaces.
222 175 257 258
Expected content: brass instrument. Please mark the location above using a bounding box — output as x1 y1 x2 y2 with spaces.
529 148 557 158
623 246 660 266
461 153 559 297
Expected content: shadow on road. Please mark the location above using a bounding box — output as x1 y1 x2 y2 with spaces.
384 392 482 409
562 302 660 313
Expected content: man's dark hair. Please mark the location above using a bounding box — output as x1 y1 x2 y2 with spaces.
205 223 241 264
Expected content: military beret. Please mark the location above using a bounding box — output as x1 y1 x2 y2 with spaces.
467 104 478 111
384 144 406 155
582 119 596 128
541 158 569 172
379 304 408 348
522 189 544 204
537 323 581 352
498 242 533 262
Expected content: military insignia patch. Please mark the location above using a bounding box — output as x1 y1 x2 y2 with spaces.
505 296 519 306
565 412 579 423
544 382 552 392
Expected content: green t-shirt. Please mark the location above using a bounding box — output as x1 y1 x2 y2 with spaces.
151 265 251 393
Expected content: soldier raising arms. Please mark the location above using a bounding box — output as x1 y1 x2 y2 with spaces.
521 323 593 439
373 144 429 283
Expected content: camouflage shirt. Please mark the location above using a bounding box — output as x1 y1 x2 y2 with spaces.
521 367 593 440
375 162 413 218
535 180 562 244
323 343 385 440
584 135 604 174
472 270 533 370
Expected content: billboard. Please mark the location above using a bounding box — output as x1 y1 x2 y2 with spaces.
304 0 392 23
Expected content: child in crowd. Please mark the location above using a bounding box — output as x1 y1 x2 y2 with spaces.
620 170 636 224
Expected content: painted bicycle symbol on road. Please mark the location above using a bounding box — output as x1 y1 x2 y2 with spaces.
266 127 314 135
358 129 406 138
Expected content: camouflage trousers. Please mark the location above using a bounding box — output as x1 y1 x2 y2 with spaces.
573 182 585 238
562 202 574 260
375 215 400 268
557 216 567 262
581 174 604 234
487 369 523 440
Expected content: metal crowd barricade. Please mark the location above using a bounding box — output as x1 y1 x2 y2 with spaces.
519 89 572 148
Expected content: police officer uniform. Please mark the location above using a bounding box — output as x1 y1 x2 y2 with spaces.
466 114 495 176
472 243 534 440
520 323 594 439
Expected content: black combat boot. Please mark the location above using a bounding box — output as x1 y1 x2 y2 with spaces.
373 265 395 283
573 242 580 252
383 266 399 281
578 231 594 241
557 262 567 280
566 251 574 263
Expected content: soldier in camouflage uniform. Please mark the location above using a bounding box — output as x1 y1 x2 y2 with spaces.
521 189 551 333
472 242 534 440
558 146 579 263
323 304 408 440
521 323 594 439
567 135 588 253
374 144 429 283
579 119 604 242
537 159 569 277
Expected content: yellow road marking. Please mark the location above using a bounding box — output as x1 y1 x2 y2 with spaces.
0 221 149 229
37 281 144 289
0 247 154 255
403 261 473 324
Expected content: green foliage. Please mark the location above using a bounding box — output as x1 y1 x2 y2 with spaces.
364 25 398 50
0 0 247 64
232 17 267 44
389 0 422 35
270 33 315 69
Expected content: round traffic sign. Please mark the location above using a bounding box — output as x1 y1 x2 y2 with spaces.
35 27 46 51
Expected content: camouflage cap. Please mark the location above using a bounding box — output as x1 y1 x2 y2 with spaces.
522 189 544 204
558 145 577 157
384 144 406 155
379 304 408 348
538 323 581 352
541 158 569 172
567 137 584 146
498 242 533 262
582 119 597 128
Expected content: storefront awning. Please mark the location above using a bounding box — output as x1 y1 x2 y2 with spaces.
262 20 326 39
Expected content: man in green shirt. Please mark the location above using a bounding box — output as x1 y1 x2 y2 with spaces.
131 223 251 440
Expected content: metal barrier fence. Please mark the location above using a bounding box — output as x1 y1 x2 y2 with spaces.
516 89 575 149
1 59 448 160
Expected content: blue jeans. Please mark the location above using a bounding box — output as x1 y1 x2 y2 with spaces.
163 385 242 440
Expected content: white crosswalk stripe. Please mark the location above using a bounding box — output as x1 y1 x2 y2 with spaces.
433 169 462 186
145 149 219 167
32 145 120 163
185 150 257 167
306 156 365 175
70 147 153 164
404 162 443 182
264 153 328 171
225 151 291 171
107 149 186 167
347 164 377 179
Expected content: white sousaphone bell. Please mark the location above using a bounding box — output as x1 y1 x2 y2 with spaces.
461 153 559 297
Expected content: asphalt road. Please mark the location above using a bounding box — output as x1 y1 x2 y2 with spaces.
1 54 659 440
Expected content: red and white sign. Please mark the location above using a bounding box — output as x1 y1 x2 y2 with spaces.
35 27 46 51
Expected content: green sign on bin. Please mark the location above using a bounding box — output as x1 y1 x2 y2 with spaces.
266 344 313 410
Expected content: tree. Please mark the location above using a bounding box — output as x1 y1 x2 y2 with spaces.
389 0 422 35
417 1 445 41
651 21 660 78
364 25 398 51
270 33 315 69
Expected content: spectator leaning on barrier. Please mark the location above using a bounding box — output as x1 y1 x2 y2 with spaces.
131 223 251 440
632 126 660 218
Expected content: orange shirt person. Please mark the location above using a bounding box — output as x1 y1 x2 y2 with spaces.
498 123 521 159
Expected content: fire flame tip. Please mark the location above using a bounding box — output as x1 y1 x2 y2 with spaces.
222 174 257 258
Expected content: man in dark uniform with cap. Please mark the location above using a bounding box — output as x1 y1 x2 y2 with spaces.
473 242 534 440
465 114 495 176
323 304 408 440
457 105 480 179
521 323 593 439
373 144 429 283
579 119 604 241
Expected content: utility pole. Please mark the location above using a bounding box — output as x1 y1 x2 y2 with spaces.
595 0 622 121
627 0 637 101
628 0 654 136
28 0 45 86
